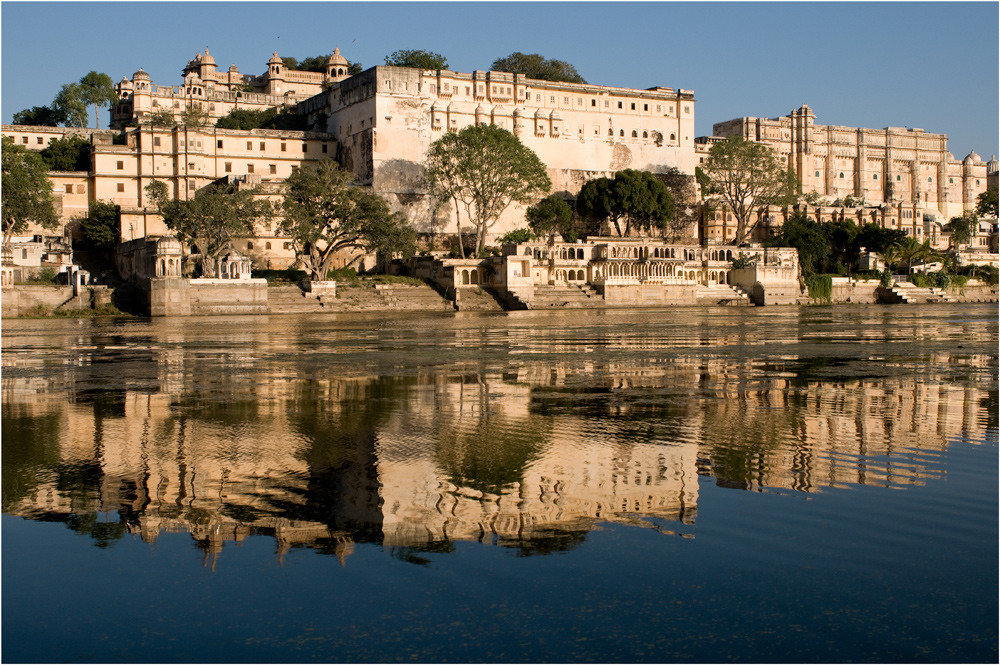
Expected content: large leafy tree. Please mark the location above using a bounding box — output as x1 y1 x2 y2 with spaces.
215 107 307 131
426 124 551 257
945 213 975 247
526 195 573 239
1 137 60 246
974 190 998 218
78 71 117 129
12 105 67 127
40 135 91 172
280 160 416 280
52 83 88 128
490 52 586 84
293 54 363 75
576 170 674 237
385 49 448 70
702 135 797 244
147 181 274 276
78 200 121 253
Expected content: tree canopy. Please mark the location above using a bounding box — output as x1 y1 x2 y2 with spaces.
40 135 92 172
215 107 308 131
147 181 274 276
576 170 674 237
288 54 363 75
766 211 908 276
52 83 89 128
526 195 574 239
385 49 448 70
490 52 586 83
79 71 117 129
2 137 59 246
280 160 416 280
12 105 66 127
78 200 121 251
945 213 975 246
701 135 797 244
426 124 551 257
975 189 998 218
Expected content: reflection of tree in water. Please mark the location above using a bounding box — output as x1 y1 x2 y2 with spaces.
265 376 413 544
698 391 808 491
433 377 550 495
2 409 62 511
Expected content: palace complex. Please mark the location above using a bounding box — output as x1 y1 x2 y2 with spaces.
3 47 997 303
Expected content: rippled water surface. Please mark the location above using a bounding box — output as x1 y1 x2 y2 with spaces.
2 304 997 663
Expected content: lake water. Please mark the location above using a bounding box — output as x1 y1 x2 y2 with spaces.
2 304 997 663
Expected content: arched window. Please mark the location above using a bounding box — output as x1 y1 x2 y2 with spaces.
631 130 638 138
620 129 624 137
247 242 253 250
670 133 676 140
643 131 648 138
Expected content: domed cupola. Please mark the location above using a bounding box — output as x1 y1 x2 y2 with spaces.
325 47 350 80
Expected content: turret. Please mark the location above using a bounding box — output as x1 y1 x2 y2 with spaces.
324 47 350 82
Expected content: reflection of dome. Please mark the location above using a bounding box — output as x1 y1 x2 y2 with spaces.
133 68 150 80
325 47 348 67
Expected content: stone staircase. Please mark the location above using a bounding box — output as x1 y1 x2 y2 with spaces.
454 287 505 311
267 283 454 314
696 283 753 306
521 284 603 309
890 282 957 304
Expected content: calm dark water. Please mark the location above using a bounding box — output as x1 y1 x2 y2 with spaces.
2 304 997 663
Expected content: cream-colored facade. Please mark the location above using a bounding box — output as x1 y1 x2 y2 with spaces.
296 65 698 239
111 49 352 129
711 105 990 224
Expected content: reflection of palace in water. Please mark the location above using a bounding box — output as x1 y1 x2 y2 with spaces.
3 337 994 566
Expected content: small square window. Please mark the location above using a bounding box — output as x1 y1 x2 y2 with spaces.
154 137 161 147
322 144 328 153
247 164 254 173
188 181 195 191
563 97 569 104
643 104 648 111
247 141 253 150
550 96 555 103
302 144 308 152
618 101 622 109
631 103 636 110
269 164 277 174
656 105 661 113
65 184 73 193
873 174 878 180
259 142 265 150
21 136 27 144
281 142 286 152
117 161 124 170
217 140 223 148
225 162 232 173
605 100 609 108
117 183 125 192
36 137 43 145
591 99 596 107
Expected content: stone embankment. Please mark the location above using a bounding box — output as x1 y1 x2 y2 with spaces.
4 280 996 317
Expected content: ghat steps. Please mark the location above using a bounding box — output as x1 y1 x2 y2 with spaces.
695 283 753 306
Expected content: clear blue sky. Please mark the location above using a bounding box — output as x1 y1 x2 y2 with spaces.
2 1 997 159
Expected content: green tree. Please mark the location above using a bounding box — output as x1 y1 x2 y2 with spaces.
490 52 586 83
577 170 674 237
526 194 573 239
145 109 177 128
12 105 66 127
426 124 551 257
385 49 448 70
280 56 299 70
39 135 91 172
766 211 829 275
1 137 60 246
52 83 88 128
856 223 906 256
78 71 117 129
975 189 998 218
78 200 121 253
945 213 975 246
280 160 416 280
347 61 364 75
702 135 796 244
498 228 535 245
180 105 210 127
149 181 274 276
215 107 307 131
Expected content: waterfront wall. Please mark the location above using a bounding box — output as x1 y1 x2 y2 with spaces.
2 285 89 317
